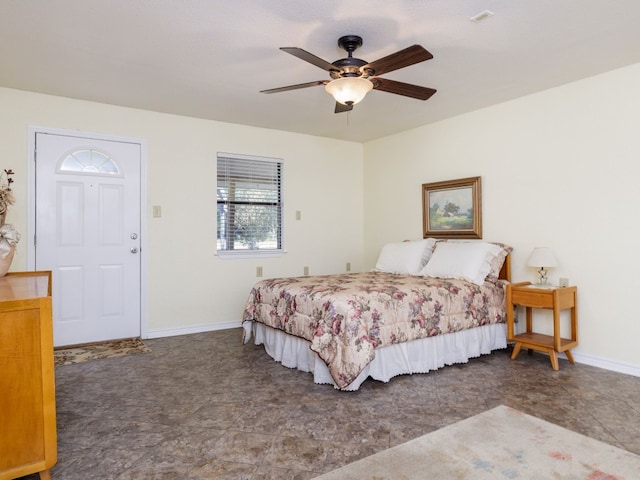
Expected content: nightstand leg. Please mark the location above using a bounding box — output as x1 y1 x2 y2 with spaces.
511 342 522 360
565 350 575 364
549 350 559 371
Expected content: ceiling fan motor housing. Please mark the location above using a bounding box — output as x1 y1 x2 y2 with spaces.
330 58 367 79
331 35 369 79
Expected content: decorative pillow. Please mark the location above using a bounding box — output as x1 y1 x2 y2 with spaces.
418 238 438 269
419 241 503 285
486 242 513 282
374 238 437 275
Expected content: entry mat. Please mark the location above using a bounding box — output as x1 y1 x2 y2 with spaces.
54 337 150 366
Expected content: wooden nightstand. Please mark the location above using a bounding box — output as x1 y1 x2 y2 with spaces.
506 282 578 370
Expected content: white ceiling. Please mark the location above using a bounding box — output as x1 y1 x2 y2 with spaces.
1 1 639 143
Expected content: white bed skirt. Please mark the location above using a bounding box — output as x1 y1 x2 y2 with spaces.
243 322 507 391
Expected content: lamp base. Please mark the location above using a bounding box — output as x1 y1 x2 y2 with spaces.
537 267 549 286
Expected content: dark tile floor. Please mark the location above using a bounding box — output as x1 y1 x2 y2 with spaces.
20 328 640 479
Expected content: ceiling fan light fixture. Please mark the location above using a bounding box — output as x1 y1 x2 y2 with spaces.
325 77 373 106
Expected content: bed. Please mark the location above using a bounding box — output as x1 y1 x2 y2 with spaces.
242 239 512 390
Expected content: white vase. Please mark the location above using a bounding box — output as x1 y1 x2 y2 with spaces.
0 245 15 277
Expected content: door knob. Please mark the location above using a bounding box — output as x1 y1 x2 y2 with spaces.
130 233 138 240
130 247 139 254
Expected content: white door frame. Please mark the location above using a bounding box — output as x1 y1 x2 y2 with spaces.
27 125 149 340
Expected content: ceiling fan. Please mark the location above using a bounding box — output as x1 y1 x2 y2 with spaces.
260 35 437 113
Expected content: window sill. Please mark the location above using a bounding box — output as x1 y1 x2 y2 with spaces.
216 249 287 259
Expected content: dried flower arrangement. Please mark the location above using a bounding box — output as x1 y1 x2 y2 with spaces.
0 169 20 266
0 168 16 226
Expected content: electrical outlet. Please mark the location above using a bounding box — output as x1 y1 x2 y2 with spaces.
559 277 569 287
346 262 351 272
256 266 263 277
303 266 309 276
296 210 302 220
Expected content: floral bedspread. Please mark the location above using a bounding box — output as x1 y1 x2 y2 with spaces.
242 272 508 389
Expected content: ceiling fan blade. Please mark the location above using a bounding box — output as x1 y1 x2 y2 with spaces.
280 47 339 73
372 78 437 100
362 45 433 76
260 80 328 94
334 102 353 114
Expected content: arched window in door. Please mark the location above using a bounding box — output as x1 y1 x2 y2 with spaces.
58 149 121 176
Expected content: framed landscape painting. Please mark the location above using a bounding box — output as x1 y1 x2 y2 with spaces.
422 176 482 239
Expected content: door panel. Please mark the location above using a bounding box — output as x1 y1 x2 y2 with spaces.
99 184 124 244
58 182 83 245
35 132 141 347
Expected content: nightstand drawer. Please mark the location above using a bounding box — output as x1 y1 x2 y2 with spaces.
511 289 554 308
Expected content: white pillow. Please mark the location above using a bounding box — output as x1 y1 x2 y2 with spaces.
374 239 437 275
419 241 503 285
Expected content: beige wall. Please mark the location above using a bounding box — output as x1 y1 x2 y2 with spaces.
363 63 640 371
2 61 639 373
0 87 364 335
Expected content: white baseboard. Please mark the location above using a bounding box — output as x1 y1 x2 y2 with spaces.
571 352 640 378
145 321 242 339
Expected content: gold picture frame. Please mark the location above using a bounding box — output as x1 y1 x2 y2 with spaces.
422 176 482 239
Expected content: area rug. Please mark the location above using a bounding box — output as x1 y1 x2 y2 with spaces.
54 337 150 366
315 405 640 479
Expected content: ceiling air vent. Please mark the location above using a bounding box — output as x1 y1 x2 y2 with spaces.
469 10 495 23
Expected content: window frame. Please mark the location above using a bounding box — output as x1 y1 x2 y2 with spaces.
216 152 284 258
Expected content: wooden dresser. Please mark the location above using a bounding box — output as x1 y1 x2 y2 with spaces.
0 271 57 480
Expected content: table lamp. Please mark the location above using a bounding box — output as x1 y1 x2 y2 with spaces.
527 247 557 286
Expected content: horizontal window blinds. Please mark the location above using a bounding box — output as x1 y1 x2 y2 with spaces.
217 153 283 252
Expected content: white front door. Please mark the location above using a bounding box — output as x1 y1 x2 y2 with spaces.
34 132 142 347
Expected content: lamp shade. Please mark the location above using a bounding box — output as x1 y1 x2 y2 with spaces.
527 247 558 268
325 77 373 105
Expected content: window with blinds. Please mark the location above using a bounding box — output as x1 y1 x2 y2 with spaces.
217 153 283 255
